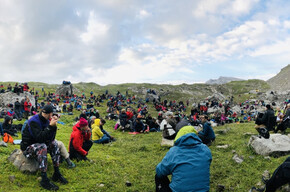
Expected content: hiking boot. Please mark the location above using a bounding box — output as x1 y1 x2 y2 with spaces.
111 137 117 142
40 179 59 191
52 173 68 184
67 161 76 169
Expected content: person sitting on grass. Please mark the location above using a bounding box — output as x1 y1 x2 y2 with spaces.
92 119 116 144
133 117 146 133
197 115 216 146
155 124 212 192
2 116 18 136
69 117 92 161
21 105 67 191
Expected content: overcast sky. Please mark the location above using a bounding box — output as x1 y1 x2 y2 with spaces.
0 0 289 85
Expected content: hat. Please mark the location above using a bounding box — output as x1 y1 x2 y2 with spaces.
42 105 54 114
79 117 88 127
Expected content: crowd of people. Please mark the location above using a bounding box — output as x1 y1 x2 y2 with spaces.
0 84 290 191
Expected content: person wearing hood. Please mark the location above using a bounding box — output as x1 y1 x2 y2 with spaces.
92 118 115 144
2 116 18 136
21 105 67 191
155 125 212 192
69 117 92 161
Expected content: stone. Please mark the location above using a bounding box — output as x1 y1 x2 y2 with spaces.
8 149 39 173
0 92 35 109
9 175 15 183
243 132 256 136
99 184 105 187
145 93 159 102
264 156 271 160
262 170 270 180
0 141 8 147
125 181 132 187
216 127 231 134
55 84 79 96
232 154 243 164
161 138 174 147
249 156 255 159
248 134 290 157
216 184 225 192
216 144 229 149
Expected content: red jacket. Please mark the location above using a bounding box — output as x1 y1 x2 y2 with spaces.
126 111 133 120
24 101 31 112
69 122 91 156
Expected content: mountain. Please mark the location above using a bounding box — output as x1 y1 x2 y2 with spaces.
206 76 244 84
267 64 290 92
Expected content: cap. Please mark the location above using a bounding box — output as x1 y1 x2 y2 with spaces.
79 117 88 127
42 105 54 114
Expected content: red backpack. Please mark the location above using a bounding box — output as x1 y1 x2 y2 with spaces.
3 133 14 143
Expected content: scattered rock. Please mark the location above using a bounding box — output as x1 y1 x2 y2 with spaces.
262 170 270 180
99 184 105 187
0 92 35 109
249 156 255 159
216 127 231 134
9 175 15 183
248 134 290 157
232 154 244 164
216 145 229 149
232 150 236 154
161 138 174 147
243 132 256 136
0 141 8 147
8 149 39 173
281 184 290 191
216 184 225 192
264 156 271 160
125 181 132 187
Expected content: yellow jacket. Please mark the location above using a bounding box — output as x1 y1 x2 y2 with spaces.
92 119 104 140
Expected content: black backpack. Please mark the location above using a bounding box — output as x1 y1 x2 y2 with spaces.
258 128 270 139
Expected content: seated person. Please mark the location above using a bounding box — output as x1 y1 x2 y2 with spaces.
133 117 146 133
2 116 18 136
21 105 67 190
275 103 290 133
198 115 216 145
160 112 177 140
119 109 128 130
255 104 275 130
155 125 212 192
92 119 115 144
69 117 92 161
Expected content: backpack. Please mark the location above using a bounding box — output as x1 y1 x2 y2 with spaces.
3 133 14 143
258 128 270 139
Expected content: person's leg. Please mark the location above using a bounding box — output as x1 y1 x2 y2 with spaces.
155 174 172 192
93 135 110 144
23 143 59 190
57 140 75 168
49 140 68 184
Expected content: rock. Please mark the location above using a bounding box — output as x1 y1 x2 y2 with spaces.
216 145 229 149
281 184 290 191
8 149 39 173
99 184 105 187
249 156 255 159
161 138 174 147
216 184 225 192
9 175 15 183
0 141 8 147
264 156 271 160
55 84 79 96
125 181 132 187
232 154 243 164
243 132 255 136
145 93 159 102
262 170 270 180
232 150 236 154
231 106 241 115
216 127 231 134
248 134 290 157
0 92 35 109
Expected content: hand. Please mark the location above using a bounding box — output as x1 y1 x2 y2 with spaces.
50 116 58 126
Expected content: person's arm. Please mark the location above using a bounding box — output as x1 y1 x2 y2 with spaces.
72 134 88 156
29 121 57 143
156 150 174 178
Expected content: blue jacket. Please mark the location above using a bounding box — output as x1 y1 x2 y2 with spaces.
199 122 215 140
156 133 212 192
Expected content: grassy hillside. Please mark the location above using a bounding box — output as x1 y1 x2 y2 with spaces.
0 112 288 191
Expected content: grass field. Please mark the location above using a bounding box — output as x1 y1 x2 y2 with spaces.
0 112 288 191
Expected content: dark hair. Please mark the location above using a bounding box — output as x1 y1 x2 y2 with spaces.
266 104 271 110
100 119 106 124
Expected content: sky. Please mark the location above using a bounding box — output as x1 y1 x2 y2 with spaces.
0 0 290 85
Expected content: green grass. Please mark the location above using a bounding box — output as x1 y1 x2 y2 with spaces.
0 115 288 191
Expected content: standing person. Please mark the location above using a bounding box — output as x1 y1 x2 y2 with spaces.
69 117 92 161
24 98 32 119
198 115 216 145
14 98 22 119
155 125 212 192
21 105 67 191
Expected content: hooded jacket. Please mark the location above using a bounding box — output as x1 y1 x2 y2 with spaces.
91 119 103 140
69 121 91 156
156 132 212 192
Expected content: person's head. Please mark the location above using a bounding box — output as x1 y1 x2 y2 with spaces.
266 104 271 110
79 117 88 131
200 115 208 123
41 104 54 120
121 109 126 113
287 103 290 109
4 116 12 124
100 119 106 125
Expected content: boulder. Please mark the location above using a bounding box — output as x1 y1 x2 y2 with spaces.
161 138 174 147
0 92 35 108
232 154 244 164
248 134 290 157
55 84 79 96
8 149 39 173
145 93 159 102
231 105 241 115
